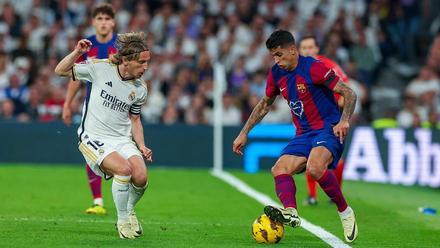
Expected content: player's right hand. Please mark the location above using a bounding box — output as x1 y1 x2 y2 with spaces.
75 39 92 54
62 105 72 126
233 134 247 156
140 145 153 162
333 120 350 144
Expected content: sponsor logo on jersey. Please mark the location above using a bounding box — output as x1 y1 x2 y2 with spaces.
105 81 112 87
100 89 130 112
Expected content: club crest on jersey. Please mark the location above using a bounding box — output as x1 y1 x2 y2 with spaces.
289 100 304 117
128 91 136 102
297 83 307 94
98 148 105 155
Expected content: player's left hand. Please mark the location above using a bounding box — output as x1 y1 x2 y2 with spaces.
139 145 153 162
333 120 350 144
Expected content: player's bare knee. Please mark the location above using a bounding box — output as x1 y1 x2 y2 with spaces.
306 165 325 181
271 164 287 177
132 174 147 187
116 165 132 177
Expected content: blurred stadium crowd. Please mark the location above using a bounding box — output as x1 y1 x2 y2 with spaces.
0 0 439 128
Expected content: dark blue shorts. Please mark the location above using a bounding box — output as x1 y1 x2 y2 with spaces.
280 128 345 169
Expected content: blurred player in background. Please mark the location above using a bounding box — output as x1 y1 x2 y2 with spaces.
233 30 358 243
62 3 117 215
55 32 152 239
298 35 348 206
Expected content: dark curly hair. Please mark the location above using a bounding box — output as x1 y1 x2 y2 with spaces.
266 30 296 49
92 3 115 19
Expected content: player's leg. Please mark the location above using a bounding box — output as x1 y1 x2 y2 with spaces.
307 147 347 211
305 172 318 205
334 158 344 187
127 155 148 211
85 165 106 215
100 152 135 239
126 155 148 237
78 137 135 239
307 147 357 243
271 154 307 209
265 135 312 227
264 154 307 228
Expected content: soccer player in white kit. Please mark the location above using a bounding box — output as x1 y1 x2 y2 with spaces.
55 32 152 239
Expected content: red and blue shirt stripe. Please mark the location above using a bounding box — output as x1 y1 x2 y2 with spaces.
265 55 341 135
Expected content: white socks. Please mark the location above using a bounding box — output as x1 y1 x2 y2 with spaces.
339 206 353 218
127 182 148 213
93 197 103 206
112 175 131 223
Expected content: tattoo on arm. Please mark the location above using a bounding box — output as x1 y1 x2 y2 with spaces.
240 96 276 135
333 81 357 122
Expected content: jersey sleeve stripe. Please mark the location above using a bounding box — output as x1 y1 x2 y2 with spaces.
130 105 141 110
323 73 336 87
130 110 141 115
323 73 339 90
130 104 142 115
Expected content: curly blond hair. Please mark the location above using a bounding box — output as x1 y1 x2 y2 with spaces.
110 32 149 64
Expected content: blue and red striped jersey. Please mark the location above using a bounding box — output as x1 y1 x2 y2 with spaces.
265 55 341 135
76 33 117 62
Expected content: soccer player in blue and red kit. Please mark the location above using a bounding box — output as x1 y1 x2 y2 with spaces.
298 35 350 206
62 3 117 215
233 30 358 243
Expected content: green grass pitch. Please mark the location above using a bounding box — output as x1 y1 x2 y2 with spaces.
0 164 439 247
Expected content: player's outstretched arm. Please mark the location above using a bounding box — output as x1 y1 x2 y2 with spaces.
54 39 92 77
332 81 357 143
130 114 153 162
233 95 276 155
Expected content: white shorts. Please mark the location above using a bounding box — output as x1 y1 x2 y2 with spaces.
78 134 142 179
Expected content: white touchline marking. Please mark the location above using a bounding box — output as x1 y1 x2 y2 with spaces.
211 169 351 248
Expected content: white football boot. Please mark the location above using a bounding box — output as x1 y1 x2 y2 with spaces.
117 220 135 239
129 211 143 237
264 205 301 228
339 206 358 243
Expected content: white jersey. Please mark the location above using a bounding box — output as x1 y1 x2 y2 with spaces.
72 59 148 140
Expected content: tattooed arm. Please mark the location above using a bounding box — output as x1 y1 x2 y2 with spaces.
332 81 357 143
241 96 276 135
232 95 277 155
333 81 357 122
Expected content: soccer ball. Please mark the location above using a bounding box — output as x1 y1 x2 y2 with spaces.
252 214 284 244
